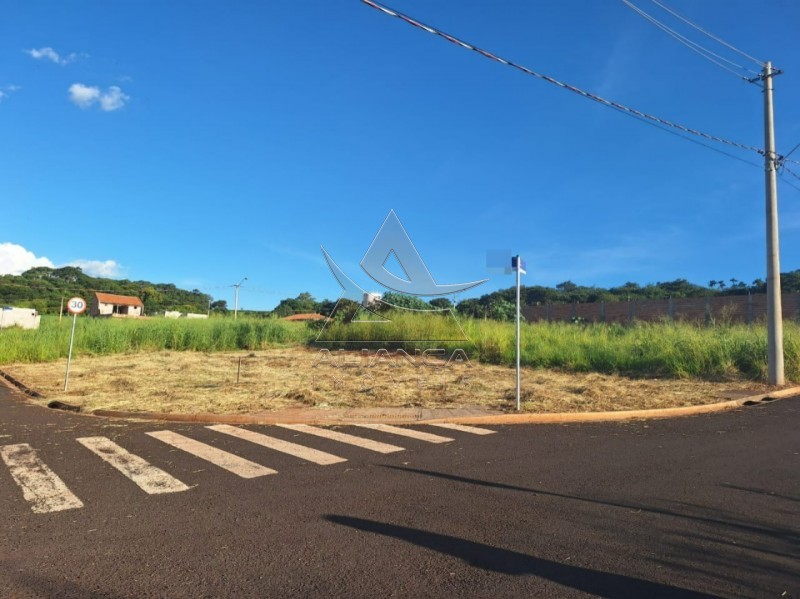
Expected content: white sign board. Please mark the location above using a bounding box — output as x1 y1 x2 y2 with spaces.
67 297 87 315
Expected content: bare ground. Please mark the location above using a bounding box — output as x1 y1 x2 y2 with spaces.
3 347 773 415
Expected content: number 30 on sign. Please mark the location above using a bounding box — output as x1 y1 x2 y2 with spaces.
67 297 87 315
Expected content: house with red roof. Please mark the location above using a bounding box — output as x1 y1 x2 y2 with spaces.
90 292 144 318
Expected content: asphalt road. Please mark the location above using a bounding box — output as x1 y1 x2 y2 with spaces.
1 384 798 598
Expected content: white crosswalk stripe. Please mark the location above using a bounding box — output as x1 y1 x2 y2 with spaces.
426 423 496 436
352 424 454 444
76 436 190 494
277 424 405 454
146 430 277 479
4 422 497 513
207 425 347 465
0 443 84 513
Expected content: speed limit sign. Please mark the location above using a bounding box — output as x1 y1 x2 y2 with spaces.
64 297 87 391
67 297 87 315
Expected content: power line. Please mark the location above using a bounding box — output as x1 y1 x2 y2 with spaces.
621 0 760 81
783 142 800 162
779 170 800 194
781 179 800 194
649 0 766 67
782 165 800 184
361 0 765 159
0 277 293 300
197 284 285 296
616 103 763 169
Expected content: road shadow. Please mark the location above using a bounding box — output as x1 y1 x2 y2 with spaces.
720 483 800 503
382 465 800 592
325 514 714 598
383 465 800 544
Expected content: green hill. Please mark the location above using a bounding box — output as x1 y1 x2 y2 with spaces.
0 266 213 316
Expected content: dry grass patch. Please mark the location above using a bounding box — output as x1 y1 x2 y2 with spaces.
3 347 771 415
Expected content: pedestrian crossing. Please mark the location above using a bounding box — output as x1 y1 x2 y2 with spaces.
207 423 348 465
1 423 495 514
0 443 84 514
146 430 277 479
77 436 191 495
276 423 404 454
353 423 455 444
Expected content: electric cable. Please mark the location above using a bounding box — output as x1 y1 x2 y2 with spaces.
361 0 765 159
782 165 800 184
649 0 766 67
622 0 759 81
782 142 800 162
778 170 800 193
619 106 763 169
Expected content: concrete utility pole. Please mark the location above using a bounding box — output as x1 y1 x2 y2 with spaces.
515 259 521 411
513 255 526 411
762 61 784 386
233 277 247 320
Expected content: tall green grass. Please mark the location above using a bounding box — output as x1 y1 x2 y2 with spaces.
0 316 309 363
314 313 800 381
1 313 798 381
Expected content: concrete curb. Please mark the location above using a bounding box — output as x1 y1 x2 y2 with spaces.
0 369 43 398
423 387 800 425
89 387 800 426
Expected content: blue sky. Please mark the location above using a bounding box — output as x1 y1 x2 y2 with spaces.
2 0 800 311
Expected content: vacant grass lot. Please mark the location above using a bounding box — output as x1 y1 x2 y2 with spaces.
2 348 770 415
0 314 788 414
2 314 798 380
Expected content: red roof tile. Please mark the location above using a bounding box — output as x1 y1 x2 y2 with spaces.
282 313 326 321
94 292 144 307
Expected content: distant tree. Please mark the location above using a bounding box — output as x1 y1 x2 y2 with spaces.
429 298 453 310
142 286 165 309
455 298 482 318
381 292 431 311
317 299 337 317
781 270 800 293
21 267 57 280
645 279 707 298
28 299 49 314
488 298 516 321
617 282 642 292
47 266 87 284
271 292 318 317
331 298 361 322
210 300 228 313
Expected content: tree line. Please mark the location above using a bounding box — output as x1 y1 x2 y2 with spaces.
6 266 800 321
269 270 800 322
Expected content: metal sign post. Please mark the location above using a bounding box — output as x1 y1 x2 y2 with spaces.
64 297 87 392
512 256 526 411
